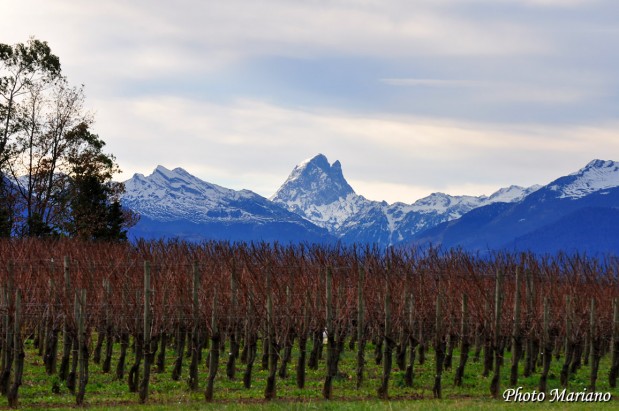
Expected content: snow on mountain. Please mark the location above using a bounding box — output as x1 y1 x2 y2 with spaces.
549 159 619 199
270 154 364 231
411 160 619 255
123 165 262 223
122 165 335 243
271 154 541 246
487 184 542 203
122 157 619 248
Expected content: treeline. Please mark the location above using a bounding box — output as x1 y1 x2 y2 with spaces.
0 38 136 240
0 239 617 406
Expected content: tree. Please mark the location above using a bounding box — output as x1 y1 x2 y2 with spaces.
0 38 136 239
6 78 91 235
0 38 61 235
60 122 137 241
0 37 60 167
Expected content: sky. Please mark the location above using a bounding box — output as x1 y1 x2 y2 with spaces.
2 0 619 203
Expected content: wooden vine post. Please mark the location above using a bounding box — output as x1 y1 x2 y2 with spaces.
405 291 417 387
156 285 169 374
510 268 522 386
189 261 201 390
432 288 445 399
139 261 152 403
1 261 15 396
323 267 336 400
44 263 59 376
296 293 309 388
524 269 535 377
243 293 257 389
102 278 114 373
356 266 365 389
454 293 469 386
7 286 22 408
205 288 219 402
58 258 72 380
377 283 393 399
490 270 503 398
610 298 619 387
264 267 278 400
171 265 187 381
116 287 129 380
226 261 239 380
482 294 492 377
76 289 88 405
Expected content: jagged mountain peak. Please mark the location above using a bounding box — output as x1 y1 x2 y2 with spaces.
122 165 333 243
154 164 189 176
127 165 232 199
151 165 201 183
549 159 619 199
574 159 619 174
302 153 330 169
123 165 263 224
271 154 363 231
487 184 541 203
271 154 355 206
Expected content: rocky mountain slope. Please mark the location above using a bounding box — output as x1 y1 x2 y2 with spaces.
122 165 333 242
271 154 539 246
411 159 619 255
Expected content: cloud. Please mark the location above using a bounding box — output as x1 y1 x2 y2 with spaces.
380 74 611 106
380 78 486 87
92 94 619 202
2 0 617 204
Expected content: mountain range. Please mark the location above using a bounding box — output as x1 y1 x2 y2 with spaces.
122 156 619 255
412 159 619 255
122 165 331 243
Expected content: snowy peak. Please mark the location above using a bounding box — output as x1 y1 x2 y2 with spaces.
123 165 262 223
153 165 194 182
271 154 355 207
549 159 619 199
406 185 539 216
123 166 333 243
271 154 546 244
125 165 237 204
410 193 482 214
487 185 541 203
271 154 365 231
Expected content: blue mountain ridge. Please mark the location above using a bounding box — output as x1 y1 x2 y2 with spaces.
410 164 619 256
122 157 619 255
123 165 334 244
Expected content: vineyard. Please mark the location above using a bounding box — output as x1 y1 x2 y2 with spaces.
0 239 617 407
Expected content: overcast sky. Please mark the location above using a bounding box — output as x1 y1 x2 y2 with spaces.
3 0 618 203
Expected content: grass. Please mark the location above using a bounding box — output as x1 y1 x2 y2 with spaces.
1 336 617 410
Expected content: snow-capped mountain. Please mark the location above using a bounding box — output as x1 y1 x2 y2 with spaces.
270 154 363 231
120 157 619 254
271 154 540 246
122 165 332 242
548 159 619 199
412 159 619 255
125 165 264 223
